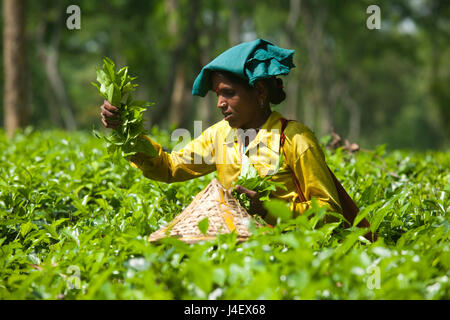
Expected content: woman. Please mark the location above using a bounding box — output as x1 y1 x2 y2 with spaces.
101 39 370 232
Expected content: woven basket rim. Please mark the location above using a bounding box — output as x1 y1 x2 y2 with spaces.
148 234 250 244
148 178 260 243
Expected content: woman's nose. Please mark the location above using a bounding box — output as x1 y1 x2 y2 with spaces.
217 96 228 109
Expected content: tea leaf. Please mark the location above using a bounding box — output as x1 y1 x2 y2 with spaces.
198 217 209 235
263 199 293 221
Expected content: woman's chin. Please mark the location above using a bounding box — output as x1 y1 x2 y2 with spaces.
225 117 238 128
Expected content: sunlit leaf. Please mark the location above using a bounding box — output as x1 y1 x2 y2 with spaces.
198 217 209 235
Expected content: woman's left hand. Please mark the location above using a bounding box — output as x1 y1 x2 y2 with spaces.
228 185 268 218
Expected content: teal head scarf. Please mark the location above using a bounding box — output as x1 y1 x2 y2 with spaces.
192 39 295 97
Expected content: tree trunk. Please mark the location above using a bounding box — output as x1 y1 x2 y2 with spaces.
299 0 339 137
168 64 186 126
149 0 179 127
344 93 361 142
228 0 240 46
3 0 28 137
152 0 200 128
299 0 321 131
283 0 301 120
43 44 77 131
168 0 201 128
320 81 341 138
196 5 220 127
35 2 77 130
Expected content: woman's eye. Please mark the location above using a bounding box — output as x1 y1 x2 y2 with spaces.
215 88 235 98
223 89 234 97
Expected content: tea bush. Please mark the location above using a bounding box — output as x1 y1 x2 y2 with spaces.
0 129 448 299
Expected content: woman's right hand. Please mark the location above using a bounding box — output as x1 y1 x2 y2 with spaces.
100 100 122 129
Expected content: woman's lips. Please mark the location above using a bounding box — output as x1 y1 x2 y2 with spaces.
224 114 232 121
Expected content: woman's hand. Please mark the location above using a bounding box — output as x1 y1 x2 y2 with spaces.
357 218 379 242
228 185 268 218
100 100 122 129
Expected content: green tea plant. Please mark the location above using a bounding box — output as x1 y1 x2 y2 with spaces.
232 153 286 211
92 57 156 159
0 129 448 300
232 165 286 212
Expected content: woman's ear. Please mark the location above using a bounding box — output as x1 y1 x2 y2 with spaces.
254 80 268 104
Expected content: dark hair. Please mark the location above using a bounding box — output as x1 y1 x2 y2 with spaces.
263 77 286 105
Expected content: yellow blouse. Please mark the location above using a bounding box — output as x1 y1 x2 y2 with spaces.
129 111 342 225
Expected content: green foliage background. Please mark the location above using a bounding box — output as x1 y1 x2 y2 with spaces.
0 130 448 299
0 0 449 150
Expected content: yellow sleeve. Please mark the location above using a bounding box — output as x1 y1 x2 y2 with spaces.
128 129 217 183
289 145 342 216
278 123 343 219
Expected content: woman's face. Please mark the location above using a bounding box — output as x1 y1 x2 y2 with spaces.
211 73 261 129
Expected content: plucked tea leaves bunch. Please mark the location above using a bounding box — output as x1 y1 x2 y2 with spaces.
92 57 156 159
232 155 286 212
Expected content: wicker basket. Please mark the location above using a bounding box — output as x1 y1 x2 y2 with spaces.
148 178 261 243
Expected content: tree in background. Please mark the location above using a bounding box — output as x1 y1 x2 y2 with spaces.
0 0 448 150
2 0 28 137
34 0 77 130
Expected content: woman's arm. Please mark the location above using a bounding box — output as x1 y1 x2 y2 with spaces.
129 131 217 183
100 100 216 183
